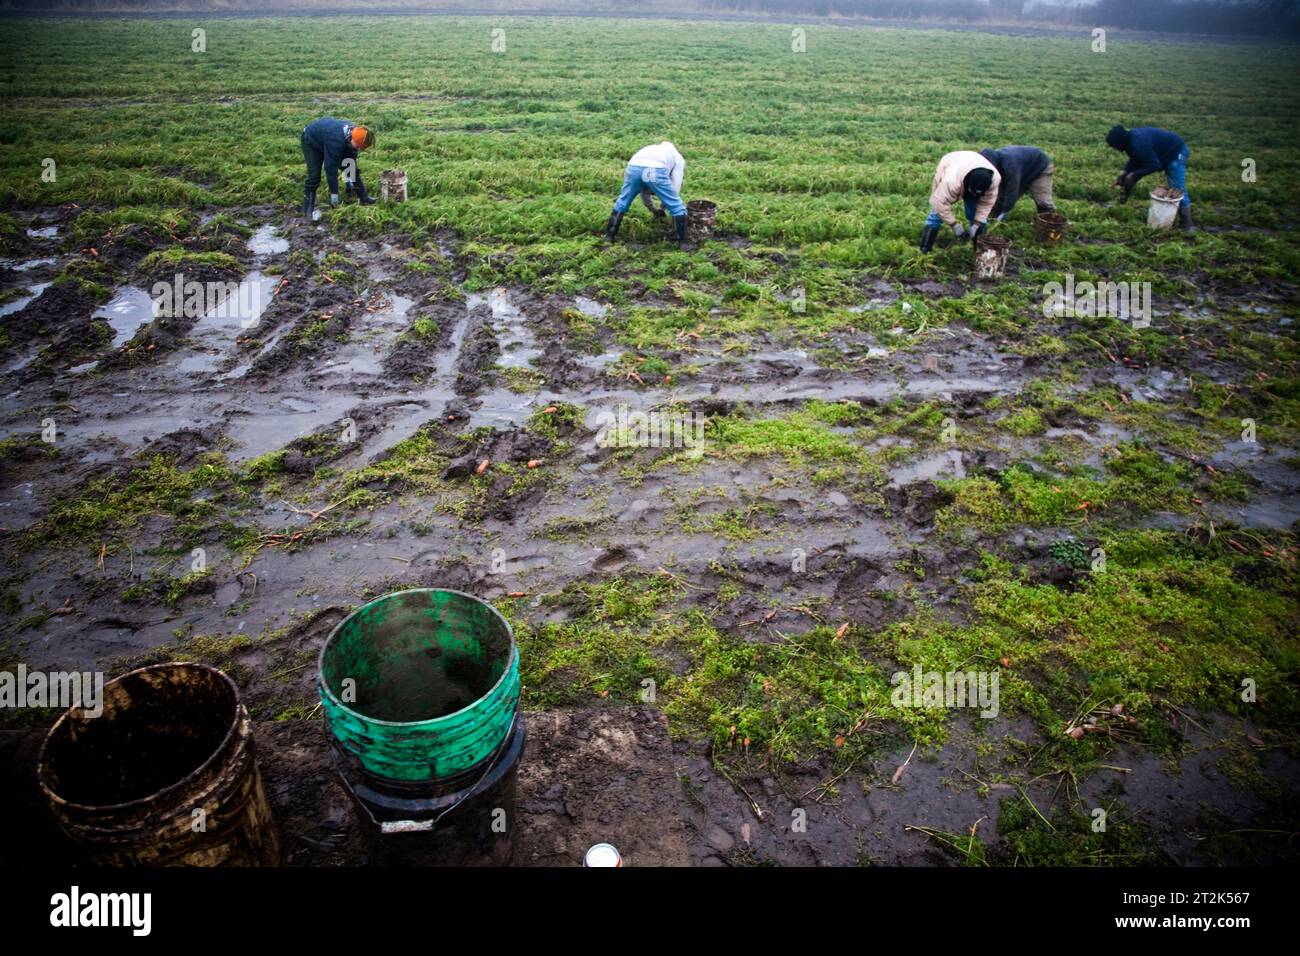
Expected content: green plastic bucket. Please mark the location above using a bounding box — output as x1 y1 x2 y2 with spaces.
318 589 520 784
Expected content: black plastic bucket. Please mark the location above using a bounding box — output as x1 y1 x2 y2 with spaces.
37 662 280 866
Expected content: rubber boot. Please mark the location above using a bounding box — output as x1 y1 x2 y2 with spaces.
919 224 939 253
355 179 375 206
303 188 316 219
673 214 688 242
1177 205 1195 233
604 210 624 241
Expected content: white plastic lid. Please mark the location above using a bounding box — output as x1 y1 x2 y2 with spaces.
584 843 622 867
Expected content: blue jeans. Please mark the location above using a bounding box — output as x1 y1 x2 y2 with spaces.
1165 148 1190 208
614 164 686 218
924 198 978 229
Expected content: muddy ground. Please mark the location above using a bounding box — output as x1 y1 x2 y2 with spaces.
1 203 1296 866
0 707 691 867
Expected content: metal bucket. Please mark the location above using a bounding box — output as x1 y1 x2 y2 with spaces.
318 588 522 864
1033 212 1068 244
1147 189 1182 229
973 234 1012 281
380 169 407 203
37 662 280 866
686 199 717 241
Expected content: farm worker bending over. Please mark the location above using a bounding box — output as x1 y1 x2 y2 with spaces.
978 146 1055 221
605 141 688 242
1106 125 1192 232
919 151 1000 253
301 117 375 221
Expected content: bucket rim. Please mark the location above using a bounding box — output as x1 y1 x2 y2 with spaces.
36 661 244 814
317 587 518 728
976 234 1012 249
1035 211 1068 224
1149 189 1184 203
686 199 717 210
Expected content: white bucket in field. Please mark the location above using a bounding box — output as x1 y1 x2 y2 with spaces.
1147 189 1183 229
380 169 407 203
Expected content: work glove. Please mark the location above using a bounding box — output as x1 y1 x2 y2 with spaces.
971 221 989 242
951 222 965 238
1113 174 1134 201
329 193 340 207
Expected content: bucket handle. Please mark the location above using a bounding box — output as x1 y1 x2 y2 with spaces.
358 720 517 835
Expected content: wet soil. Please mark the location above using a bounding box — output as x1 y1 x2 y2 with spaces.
1 203 1296 866
0 706 691 867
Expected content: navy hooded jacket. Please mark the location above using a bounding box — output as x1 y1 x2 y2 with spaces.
1118 127 1186 182
978 146 1052 216
302 117 361 195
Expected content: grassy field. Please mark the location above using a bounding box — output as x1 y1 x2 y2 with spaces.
1 15 1298 864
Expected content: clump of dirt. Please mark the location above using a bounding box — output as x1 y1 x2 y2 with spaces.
88 223 161 272
442 426 556 479
454 307 499 395
143 424 226 466
277 404 388 475
248 281 359 378
383 301 464 383
1 280 109 361
886 480 955 527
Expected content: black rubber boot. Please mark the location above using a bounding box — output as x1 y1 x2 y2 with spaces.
919 224 939 253
303 188 316 219
355 179 375 206
604 210 624 241
1177 205 1195 233
673 214 688 242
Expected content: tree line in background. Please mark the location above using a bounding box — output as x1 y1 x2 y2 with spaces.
704 0 1300 33
2 0 1298 37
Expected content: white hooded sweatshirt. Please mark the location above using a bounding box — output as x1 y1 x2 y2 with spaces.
629 142 686 193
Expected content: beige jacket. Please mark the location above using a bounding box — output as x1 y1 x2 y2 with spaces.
929 151 1000 226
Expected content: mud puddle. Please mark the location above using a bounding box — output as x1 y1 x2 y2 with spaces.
0 283 52 321
174 272 280 376
247 224 289 257
93 288 160 349
887 449 965 488
472 287 541 370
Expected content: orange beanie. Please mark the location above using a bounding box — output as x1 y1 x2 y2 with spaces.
351 126 374 150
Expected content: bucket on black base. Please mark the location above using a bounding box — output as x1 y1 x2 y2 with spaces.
686 199 717 241
318 588 522 866
37 662 280 866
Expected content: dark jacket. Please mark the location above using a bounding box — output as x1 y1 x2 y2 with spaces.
303 117 360 195
979 146 1052 216
1119 127 1186 182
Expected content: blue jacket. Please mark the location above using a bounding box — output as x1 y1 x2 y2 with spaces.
1121 127 1186 182
303 117 360 195
979 146 1052 216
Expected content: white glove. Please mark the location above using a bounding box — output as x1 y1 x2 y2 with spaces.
329 193 340 207
311 209 322 222
952 222 965 237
